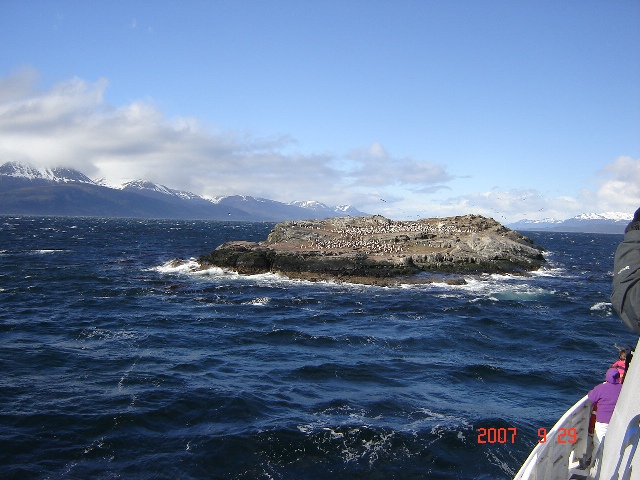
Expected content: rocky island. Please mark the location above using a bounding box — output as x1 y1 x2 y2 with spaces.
196 214 545 285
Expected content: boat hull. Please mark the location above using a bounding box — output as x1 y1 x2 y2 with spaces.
515 337 640 480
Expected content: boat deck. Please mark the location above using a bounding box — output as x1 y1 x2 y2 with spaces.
514 395 594 480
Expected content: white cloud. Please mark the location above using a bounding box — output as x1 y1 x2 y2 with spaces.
0 66 40 102
397 156 640 223
345 142 452 189
594 156 640 214
0 71 355 204
0 71 459 213
431 189 584 223
1 70 634 222
411 157 640 223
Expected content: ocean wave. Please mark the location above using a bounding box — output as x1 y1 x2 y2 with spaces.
0 248 72 255
425 276 555 304
529 266 567 277
590 301 612 313
154 258 203 274
76 327 144 342
290 363 385 384
4 217 629 480
244 296 271 306
156 261 563 309
156 259 312 286
155 258 560 304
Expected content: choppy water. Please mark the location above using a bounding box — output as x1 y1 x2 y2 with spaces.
1 216 636 479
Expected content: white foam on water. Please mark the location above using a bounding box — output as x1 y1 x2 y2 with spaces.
322 427 345 440
154 258 202 274
154 258 557 305
412 273 556 303
155 259 332 288
353 429 396 466
242 271 306 287
531 266 566 278
244 296 271 306
76 327 143 342
590 302 612 313
486 450 516 476
414 407 471 426
297 423 315 434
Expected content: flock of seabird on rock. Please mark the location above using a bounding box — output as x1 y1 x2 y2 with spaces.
285 218 485 255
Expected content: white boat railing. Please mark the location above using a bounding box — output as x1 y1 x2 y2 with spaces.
514 395 594 480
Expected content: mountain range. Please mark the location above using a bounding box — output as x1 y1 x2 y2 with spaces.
0 162 366 222
1 162 633 232
507 212 631 234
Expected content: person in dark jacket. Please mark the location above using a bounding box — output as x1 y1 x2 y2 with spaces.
587 367 623 450
597 207 640 478
611 207 640 335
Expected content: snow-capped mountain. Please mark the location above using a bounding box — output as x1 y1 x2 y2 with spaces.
508 217 564 227
573 212 632 222
289 200 363 217
121 180 176 195
119 180 206 201
0 161 94 184
0 162 367 221
205 195 366 222
509 212 632 234
289 200 330 211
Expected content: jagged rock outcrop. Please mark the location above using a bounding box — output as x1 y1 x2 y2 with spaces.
197 215 545 284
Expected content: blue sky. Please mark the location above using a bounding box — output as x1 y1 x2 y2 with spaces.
1 1 639 221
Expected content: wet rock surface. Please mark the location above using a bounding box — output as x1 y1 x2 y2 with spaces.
197 214 545 285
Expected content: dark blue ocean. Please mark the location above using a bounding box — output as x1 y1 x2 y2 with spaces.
1 216 637 479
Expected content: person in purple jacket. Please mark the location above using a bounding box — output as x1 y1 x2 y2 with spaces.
587 367 623 450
